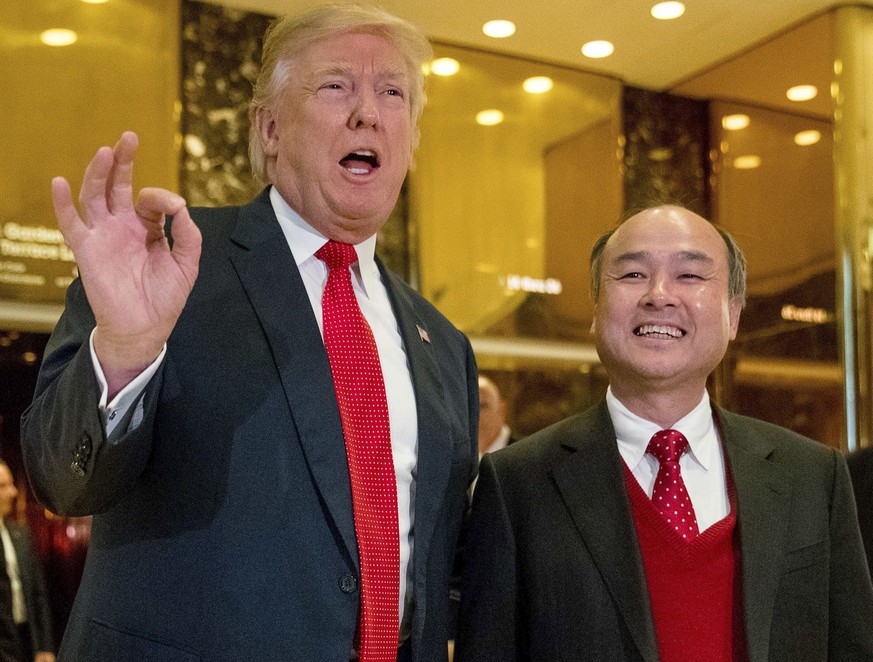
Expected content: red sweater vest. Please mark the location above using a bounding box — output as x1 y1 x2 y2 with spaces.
623 464 748 662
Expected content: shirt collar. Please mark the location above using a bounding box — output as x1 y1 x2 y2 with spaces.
607 386 715 471
269 186 380 296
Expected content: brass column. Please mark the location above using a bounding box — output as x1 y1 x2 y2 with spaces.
834 6 873 451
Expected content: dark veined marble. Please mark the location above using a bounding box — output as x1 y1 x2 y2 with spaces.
178 0 411 278
180 0 270 208
621 86 710 217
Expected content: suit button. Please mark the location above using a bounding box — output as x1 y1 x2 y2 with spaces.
339 574 357 594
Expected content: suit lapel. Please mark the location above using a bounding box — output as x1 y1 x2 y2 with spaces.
717 409 792 662
551 403 659 662
228 191 359 566
378 264 452 601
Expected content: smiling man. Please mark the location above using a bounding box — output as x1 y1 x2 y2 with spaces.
455 206 873 662
21 5 478 661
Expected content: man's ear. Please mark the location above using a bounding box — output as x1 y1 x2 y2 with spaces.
728 297 742 340
256 107 280 157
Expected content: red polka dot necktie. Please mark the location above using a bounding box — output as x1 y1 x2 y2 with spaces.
647 429 699 540
317 241 399 661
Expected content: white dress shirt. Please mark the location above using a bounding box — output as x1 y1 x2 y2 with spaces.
0 521 26 624
608 387 730 531
93 186 419 628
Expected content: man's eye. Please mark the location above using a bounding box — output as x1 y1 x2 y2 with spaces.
679 273 703 280
619 272 644 280
385 88 404 97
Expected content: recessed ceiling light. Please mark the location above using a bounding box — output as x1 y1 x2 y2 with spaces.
651 2 685 20
733 155 762 170
40 28 77 46
722 114 750 131
786 85 818 102
430 57 460 77
476 109 505 126
81 0 109 4
522 76 554 94
483 20 516 39
794 130 822 146
581 40 614 59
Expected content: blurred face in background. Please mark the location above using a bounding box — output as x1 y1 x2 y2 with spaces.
478 377 507 454
0 464 18 519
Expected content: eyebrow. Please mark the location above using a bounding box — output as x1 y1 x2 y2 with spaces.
611 250 716 265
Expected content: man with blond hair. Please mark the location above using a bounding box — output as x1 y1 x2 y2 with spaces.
22 5 477 660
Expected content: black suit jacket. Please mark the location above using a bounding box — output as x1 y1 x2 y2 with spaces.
847 446 873 576
21 189 478 661
0 522 53 660
455 401 873 662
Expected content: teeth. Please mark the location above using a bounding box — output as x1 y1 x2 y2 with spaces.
636 324 684 338
352 150 375 157
348 167 368 174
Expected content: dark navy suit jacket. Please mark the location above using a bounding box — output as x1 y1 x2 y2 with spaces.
21 189 478 661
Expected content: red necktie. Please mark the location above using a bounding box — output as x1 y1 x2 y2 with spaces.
647 429 699 539
317 240 400 661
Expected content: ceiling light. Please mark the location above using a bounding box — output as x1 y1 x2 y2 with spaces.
722 114 750 131
786 85 818 102
81 0 109 4
522 76 554 94
476 109 505 126
581 40 614 59
794 130 822 146
430 57 460 77
40 29 78 46
651 2 685 20
733 155 761 170
482 20 516 38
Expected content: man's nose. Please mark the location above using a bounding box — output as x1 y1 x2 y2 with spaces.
349 89 379 129
644 275 677 306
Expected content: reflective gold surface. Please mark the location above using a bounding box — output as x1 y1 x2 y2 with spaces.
414 43 622 336
0 0 179 324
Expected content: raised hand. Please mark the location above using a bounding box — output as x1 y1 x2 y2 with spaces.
52 131 202 396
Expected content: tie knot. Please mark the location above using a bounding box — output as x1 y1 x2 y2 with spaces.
647 429 689 463
316 240 357 271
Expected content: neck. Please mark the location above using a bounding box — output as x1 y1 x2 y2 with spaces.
609 382 706 428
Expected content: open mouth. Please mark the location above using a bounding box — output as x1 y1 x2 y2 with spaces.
634 324 685 338
340 149 380 174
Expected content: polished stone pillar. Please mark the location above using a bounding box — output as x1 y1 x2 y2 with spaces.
833 6 873 451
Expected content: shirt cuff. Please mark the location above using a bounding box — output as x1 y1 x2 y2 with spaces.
89 328 166 436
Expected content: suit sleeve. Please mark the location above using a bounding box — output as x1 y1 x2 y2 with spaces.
827 449 873 659
20 278 161 516
454 453 519 662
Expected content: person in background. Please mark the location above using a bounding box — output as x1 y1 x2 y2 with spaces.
20 4 477 660
477 376 516 458
0 462 54 662
456 205 873 661
847 446 873 576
